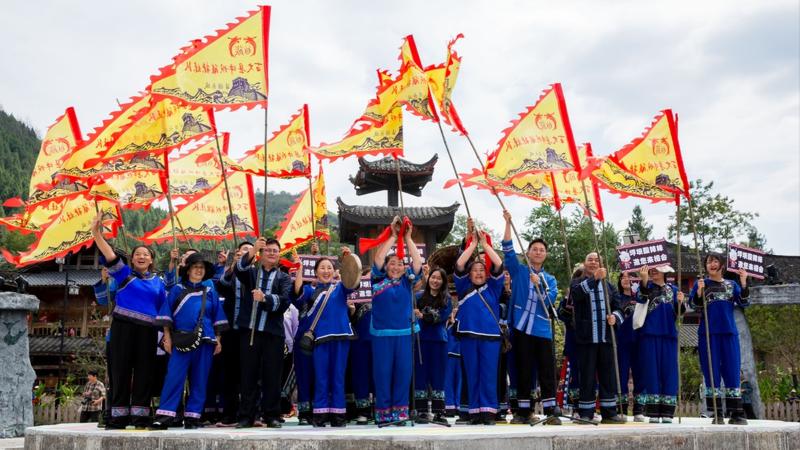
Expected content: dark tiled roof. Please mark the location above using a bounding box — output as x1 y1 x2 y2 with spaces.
664 242 703 274
756 254 800 285
337 198 459 225
357 155 438 174
337 197 459 244
17 270 101 287
28 336 103 355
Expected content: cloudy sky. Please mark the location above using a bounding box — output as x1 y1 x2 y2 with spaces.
1 0 798 254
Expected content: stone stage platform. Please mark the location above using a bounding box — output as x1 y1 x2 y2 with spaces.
24 417 800 450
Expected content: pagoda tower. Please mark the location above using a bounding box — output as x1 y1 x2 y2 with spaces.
337 154 459 265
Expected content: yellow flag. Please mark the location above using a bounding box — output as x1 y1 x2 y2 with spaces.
91 97 213 166
234 105 310 177
58 95 151 181
0 195 68 235
311 106 403 161
275 179 329 254
612 109 689 197
551 145 603 220
141 171 258 243
445 168 555 203
168 134 238 198
1 192 119 268
312 164 328 232
150 6 270 110
28 108 83 203
90 170 167 210
485 83 580 182
426 34 467 135
585 153 677 204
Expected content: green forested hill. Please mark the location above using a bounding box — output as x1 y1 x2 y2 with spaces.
0 109 39 208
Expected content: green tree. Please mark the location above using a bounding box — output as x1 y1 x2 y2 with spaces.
747 305 800 389
625 205 653 241
668 179 761 253
520 204 620 288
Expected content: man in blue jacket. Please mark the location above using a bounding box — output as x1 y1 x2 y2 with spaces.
502 211 561 425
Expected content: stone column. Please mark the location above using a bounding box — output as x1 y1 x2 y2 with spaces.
735 308 763 419
0 292 39 438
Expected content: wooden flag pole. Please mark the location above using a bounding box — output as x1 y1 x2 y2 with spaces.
435 119 471 218
261 108 270 236
308 175 317 248
461 134 551 318
580 181 623 416
164 189 180 283
557 205 573 276
212 133 238 248
687 194 718 422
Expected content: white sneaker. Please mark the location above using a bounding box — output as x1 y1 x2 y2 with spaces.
649 417 660 423
661 417 672 424
633 414 646 423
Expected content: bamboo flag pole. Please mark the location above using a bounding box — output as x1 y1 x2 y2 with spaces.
580 181 623 416
436 120 471 218
308 174 317 248
211 133 238 248
261 107 270 236
164 189 180 283
687 193 719 422
556 205 573 276
461 134 552 318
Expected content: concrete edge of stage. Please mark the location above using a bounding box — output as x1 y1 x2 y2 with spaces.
23 418 800 450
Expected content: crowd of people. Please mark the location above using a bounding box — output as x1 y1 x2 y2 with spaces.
86 208 751 430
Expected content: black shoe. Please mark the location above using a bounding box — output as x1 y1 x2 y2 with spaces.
330 414 347 428
469 414 482 425
728 415 748 425
542 416 562 426
431 413 449 425
575 416 597 425
236 419 254 429
184 418 199 430
266 418 282 428
414 413 430 424
105 422 128 430
149 416 173 430
712 415 726 425
600 414 626 424
312 414 328 428
510 414 528 424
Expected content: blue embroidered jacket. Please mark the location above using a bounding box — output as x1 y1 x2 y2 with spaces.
291 282 356 343
104 257 166 326
370 264 421 336
689 278 749 335
453 264 505 339
156 281 229 342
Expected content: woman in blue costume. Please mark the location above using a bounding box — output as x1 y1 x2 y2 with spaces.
635 265 683 423
151 253 228 429
91 213 166 429
454 222 505 425
413 267 452 424
291 248 358 427
689 253 750 425
370 216 423 425
615 271 645 421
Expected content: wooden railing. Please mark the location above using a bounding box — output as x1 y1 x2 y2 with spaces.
33 399 81 425
30 322 109 339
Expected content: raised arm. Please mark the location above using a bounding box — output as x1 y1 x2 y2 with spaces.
90 213 116 263
373 216 401 270
503 209 512 242
456 233 479 272
403 218 423 275
478 228 503 270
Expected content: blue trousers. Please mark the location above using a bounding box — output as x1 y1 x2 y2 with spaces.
313 340 350 414
617 338 643 415
349 339 373 410
444 356 462 412
156 343 214 418
698 332 741 395
294 346 314 414
414 340 447 413
372 335 411 423
460 337 500 414
638 336 678 417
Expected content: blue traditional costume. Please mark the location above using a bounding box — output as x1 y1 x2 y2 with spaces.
103 255 166 428
153 254 228 428
370 264 421 424
292 280 356 426
413 290 452 420
636 281 680 421
443 324 462 417
616 289 644 417
348 302 374 422
689 277 749 422
454 262 505 424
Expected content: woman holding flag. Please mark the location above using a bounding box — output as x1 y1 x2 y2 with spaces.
369 216 423 425
91 213 166 429
454 220 505 425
